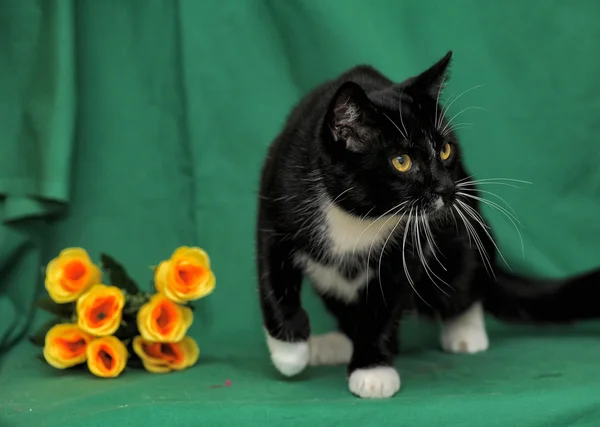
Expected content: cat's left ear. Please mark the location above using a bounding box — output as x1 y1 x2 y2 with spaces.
404 50 452 99
327 81 376 153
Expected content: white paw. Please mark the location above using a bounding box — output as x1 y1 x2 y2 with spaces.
440 302 489 354
266 335 309 377
441 325 489 353
309 332 353 366
348 366 401 399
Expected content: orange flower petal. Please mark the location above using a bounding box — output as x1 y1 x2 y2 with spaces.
137 294 192 342
86 336 128 378
171 247 211 268
154 246 215 303
77 284 125 337
154 261 170 295
43 324 93 369
45 248 102 303
132 336 199 373
178 337 200 369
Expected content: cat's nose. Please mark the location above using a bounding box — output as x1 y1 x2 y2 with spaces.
435 182 455 203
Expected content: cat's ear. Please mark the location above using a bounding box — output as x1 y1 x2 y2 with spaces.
327 82 376 152
404 50 452 99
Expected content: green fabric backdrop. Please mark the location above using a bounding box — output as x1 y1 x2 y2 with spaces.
1 1 600 426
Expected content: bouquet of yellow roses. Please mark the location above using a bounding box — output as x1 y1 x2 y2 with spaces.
29 246 215 378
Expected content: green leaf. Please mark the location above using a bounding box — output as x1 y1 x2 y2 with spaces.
35 297 74 318
113 319 139 341
29 318 63 347
126 356 145 370
124 340 145 370
100 253 140 294
122 292 151 316
29 335 45 347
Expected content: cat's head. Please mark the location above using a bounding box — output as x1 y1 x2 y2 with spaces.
321 51 462 220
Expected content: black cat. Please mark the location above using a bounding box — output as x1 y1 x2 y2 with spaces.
256 51 600 399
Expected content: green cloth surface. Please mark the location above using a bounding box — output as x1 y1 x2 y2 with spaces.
1 0 600 426
3 321 600 427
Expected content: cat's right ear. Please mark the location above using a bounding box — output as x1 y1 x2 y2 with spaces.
326 82 375 153
402 51 452 99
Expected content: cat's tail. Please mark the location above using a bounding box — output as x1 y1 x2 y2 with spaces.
482 267 600 323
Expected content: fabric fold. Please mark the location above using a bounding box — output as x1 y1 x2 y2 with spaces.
0 0 76 357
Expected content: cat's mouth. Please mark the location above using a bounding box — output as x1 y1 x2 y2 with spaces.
415 195 455 222
432 196 446 211
427 194 454 213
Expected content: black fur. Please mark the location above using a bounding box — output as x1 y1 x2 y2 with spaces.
256 51 600 391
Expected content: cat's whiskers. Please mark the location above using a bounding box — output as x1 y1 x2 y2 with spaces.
459 181 522 190
456 191 525 258
452 204 495 278
414 206 451 296
440 106 487 136
356 206 377 225
398 90 409 139
382 112 407 140
377 209 409 305
449 208 460 236
351 201 409 256
291 197 324 240
434 74 447 129
422 212 448 270
436 84 485 130
456 186 524 227
456 190 523 227
365 203 409 303
456 186 519 218
402 205 431 308
292 185 357 243
461 177 532 184
331 186 356 204
456 199 512 270
457 177 532 189
442 122 473 136
453 177 527 257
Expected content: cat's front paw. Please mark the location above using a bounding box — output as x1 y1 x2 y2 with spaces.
441 324 489 354
440 302 489 354
266 335 309 377
348 366 401 399
309 332 353 366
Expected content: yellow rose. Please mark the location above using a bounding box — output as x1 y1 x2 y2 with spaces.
43 324 93 369
137 293 193 343
44 248 102 303
154 246 215 303
86 336 128 378
76 284 125 337
132 336 199 373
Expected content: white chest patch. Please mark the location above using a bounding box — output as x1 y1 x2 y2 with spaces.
294 253 369 303
324 203 402 256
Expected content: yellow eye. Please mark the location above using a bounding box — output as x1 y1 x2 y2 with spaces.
392 155 412 172
440 142 452 161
